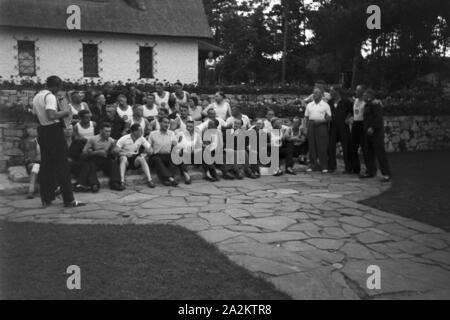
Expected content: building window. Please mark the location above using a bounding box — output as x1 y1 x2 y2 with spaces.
139 46 153 78
18 40 36 76
82 43 99 77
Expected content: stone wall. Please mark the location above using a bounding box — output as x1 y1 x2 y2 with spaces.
0 90 449 172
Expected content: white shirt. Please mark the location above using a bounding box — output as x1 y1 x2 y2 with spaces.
263 119 273 132
70 102 89 116
75 121 95 139
32 90 59 126
226 114 251 130
270 125 290 147
204 101 231 121
117 105 133 123
197 117 227 132
305 100 331 121
172 91 189 107
353 98 365 121
148 130 177 154
143 104 159 119
116 134 150 157
154 91 170 108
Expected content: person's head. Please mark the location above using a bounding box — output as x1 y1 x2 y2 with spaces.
214 91 225 104
292 116 301 128
46 76 63 93
207 118 219 130
158 107 169 118
271 117 282 130
159 116 170 131
313 87 323 102
156 82 164 93
64 125 73 138
56 90 67 101
129 123 142 139
266 109 275 120
255 119 264 130
188 96 198 108
207 108 216 119
208 51 214 59
103 82 113 94
186 120 195 133
78 109 91 125
355 85 365 98
105 104 116 119
330 85 342 101
117 94 127 107
95 93 106 106
145 94 155 106
174 82 183 93
128 85 137 95
99 122 112 139
231 106 241 118
363 89 375 103
314 80 327 93
179 104 189 118
133 105 144 118
201 97 211 109
71 91 82 104
25 126 38 139
233 118 243 130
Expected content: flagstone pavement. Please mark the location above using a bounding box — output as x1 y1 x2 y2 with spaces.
1 172 449 300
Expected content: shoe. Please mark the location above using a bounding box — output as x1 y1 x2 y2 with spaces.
170 179 179 187
91 184 100 193
306 168 313 173
111 182 125 191
223 173 235 180
273 169 283 176
184 173 192 185
359 173 375 179
286 168 296 175
64 200 86 208
147 180 155 188
120 181 126 190
74 184 90 192
254 171 261 178
42 201 52 207
381 176 392 183
247 173 257 179
322 169 329 174
163 180 172 186
27 193 35 199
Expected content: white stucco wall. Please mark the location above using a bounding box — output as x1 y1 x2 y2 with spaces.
0 27 199 84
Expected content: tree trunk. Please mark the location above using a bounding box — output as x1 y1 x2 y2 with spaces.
281 0 288 84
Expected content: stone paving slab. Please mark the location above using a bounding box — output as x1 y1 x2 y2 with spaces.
0 169 449 300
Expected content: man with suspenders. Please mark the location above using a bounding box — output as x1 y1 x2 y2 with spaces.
32 76 85 207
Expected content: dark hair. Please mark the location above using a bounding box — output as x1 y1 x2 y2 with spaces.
168 95 176 110
159 116 170 123
129 123 141 132
330 85 344 96
159 108 169 115
78 109 90 118
315 79 327 86
210 119 219 128
190 96 199 106
46 76 62 88
156 82 164 87
179 103 189 110
70 91 80 98
99 122 111 130
186 120 195 125
174 82 183 87
117 94 127 101
216 91 226 99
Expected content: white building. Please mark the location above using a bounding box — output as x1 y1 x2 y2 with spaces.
0 0 216 84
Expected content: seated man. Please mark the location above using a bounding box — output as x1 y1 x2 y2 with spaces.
128 105 150 137
226 106 251 130
99 104 126 139
116 123 154 189
82 122 123 191
147 116 180 186
170 103 193 132
74 109 96 141
197 108 227 132
175 119 202 184
290 116 308 165
269 118 296 176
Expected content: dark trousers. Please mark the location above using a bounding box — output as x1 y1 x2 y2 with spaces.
350 121 369 174
280 141 294 169
37 123 74 204
293 143 308 158
70 160 96 186
205 69 216 86
364 132 391 176
307 122 329 170
328 123 352 172
85 156 121 187
149 153 176 182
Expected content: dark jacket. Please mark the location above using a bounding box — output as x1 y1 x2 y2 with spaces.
363 100 384 135
329 98 353 127
99 114 125 140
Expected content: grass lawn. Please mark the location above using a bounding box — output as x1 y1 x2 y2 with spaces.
0 222 290 300
361 150 450 231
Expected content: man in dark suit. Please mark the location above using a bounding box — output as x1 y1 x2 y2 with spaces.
328 85 353 173
360 89 392 182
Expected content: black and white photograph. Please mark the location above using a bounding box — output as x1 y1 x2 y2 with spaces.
0 0 449 306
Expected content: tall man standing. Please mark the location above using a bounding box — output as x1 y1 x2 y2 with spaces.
360 89 392 182
305 88 331 173
32 76 85 207
328 85 353 173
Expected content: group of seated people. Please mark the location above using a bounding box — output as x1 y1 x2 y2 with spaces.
23 82 310 196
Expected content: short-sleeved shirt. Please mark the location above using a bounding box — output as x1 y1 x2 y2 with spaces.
353 98 365 121
116 134 150 157
148 130 177 154
143 104 159 119
32 90 59 126
116 105 133 123
305 100 331 121
84 134 115 156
